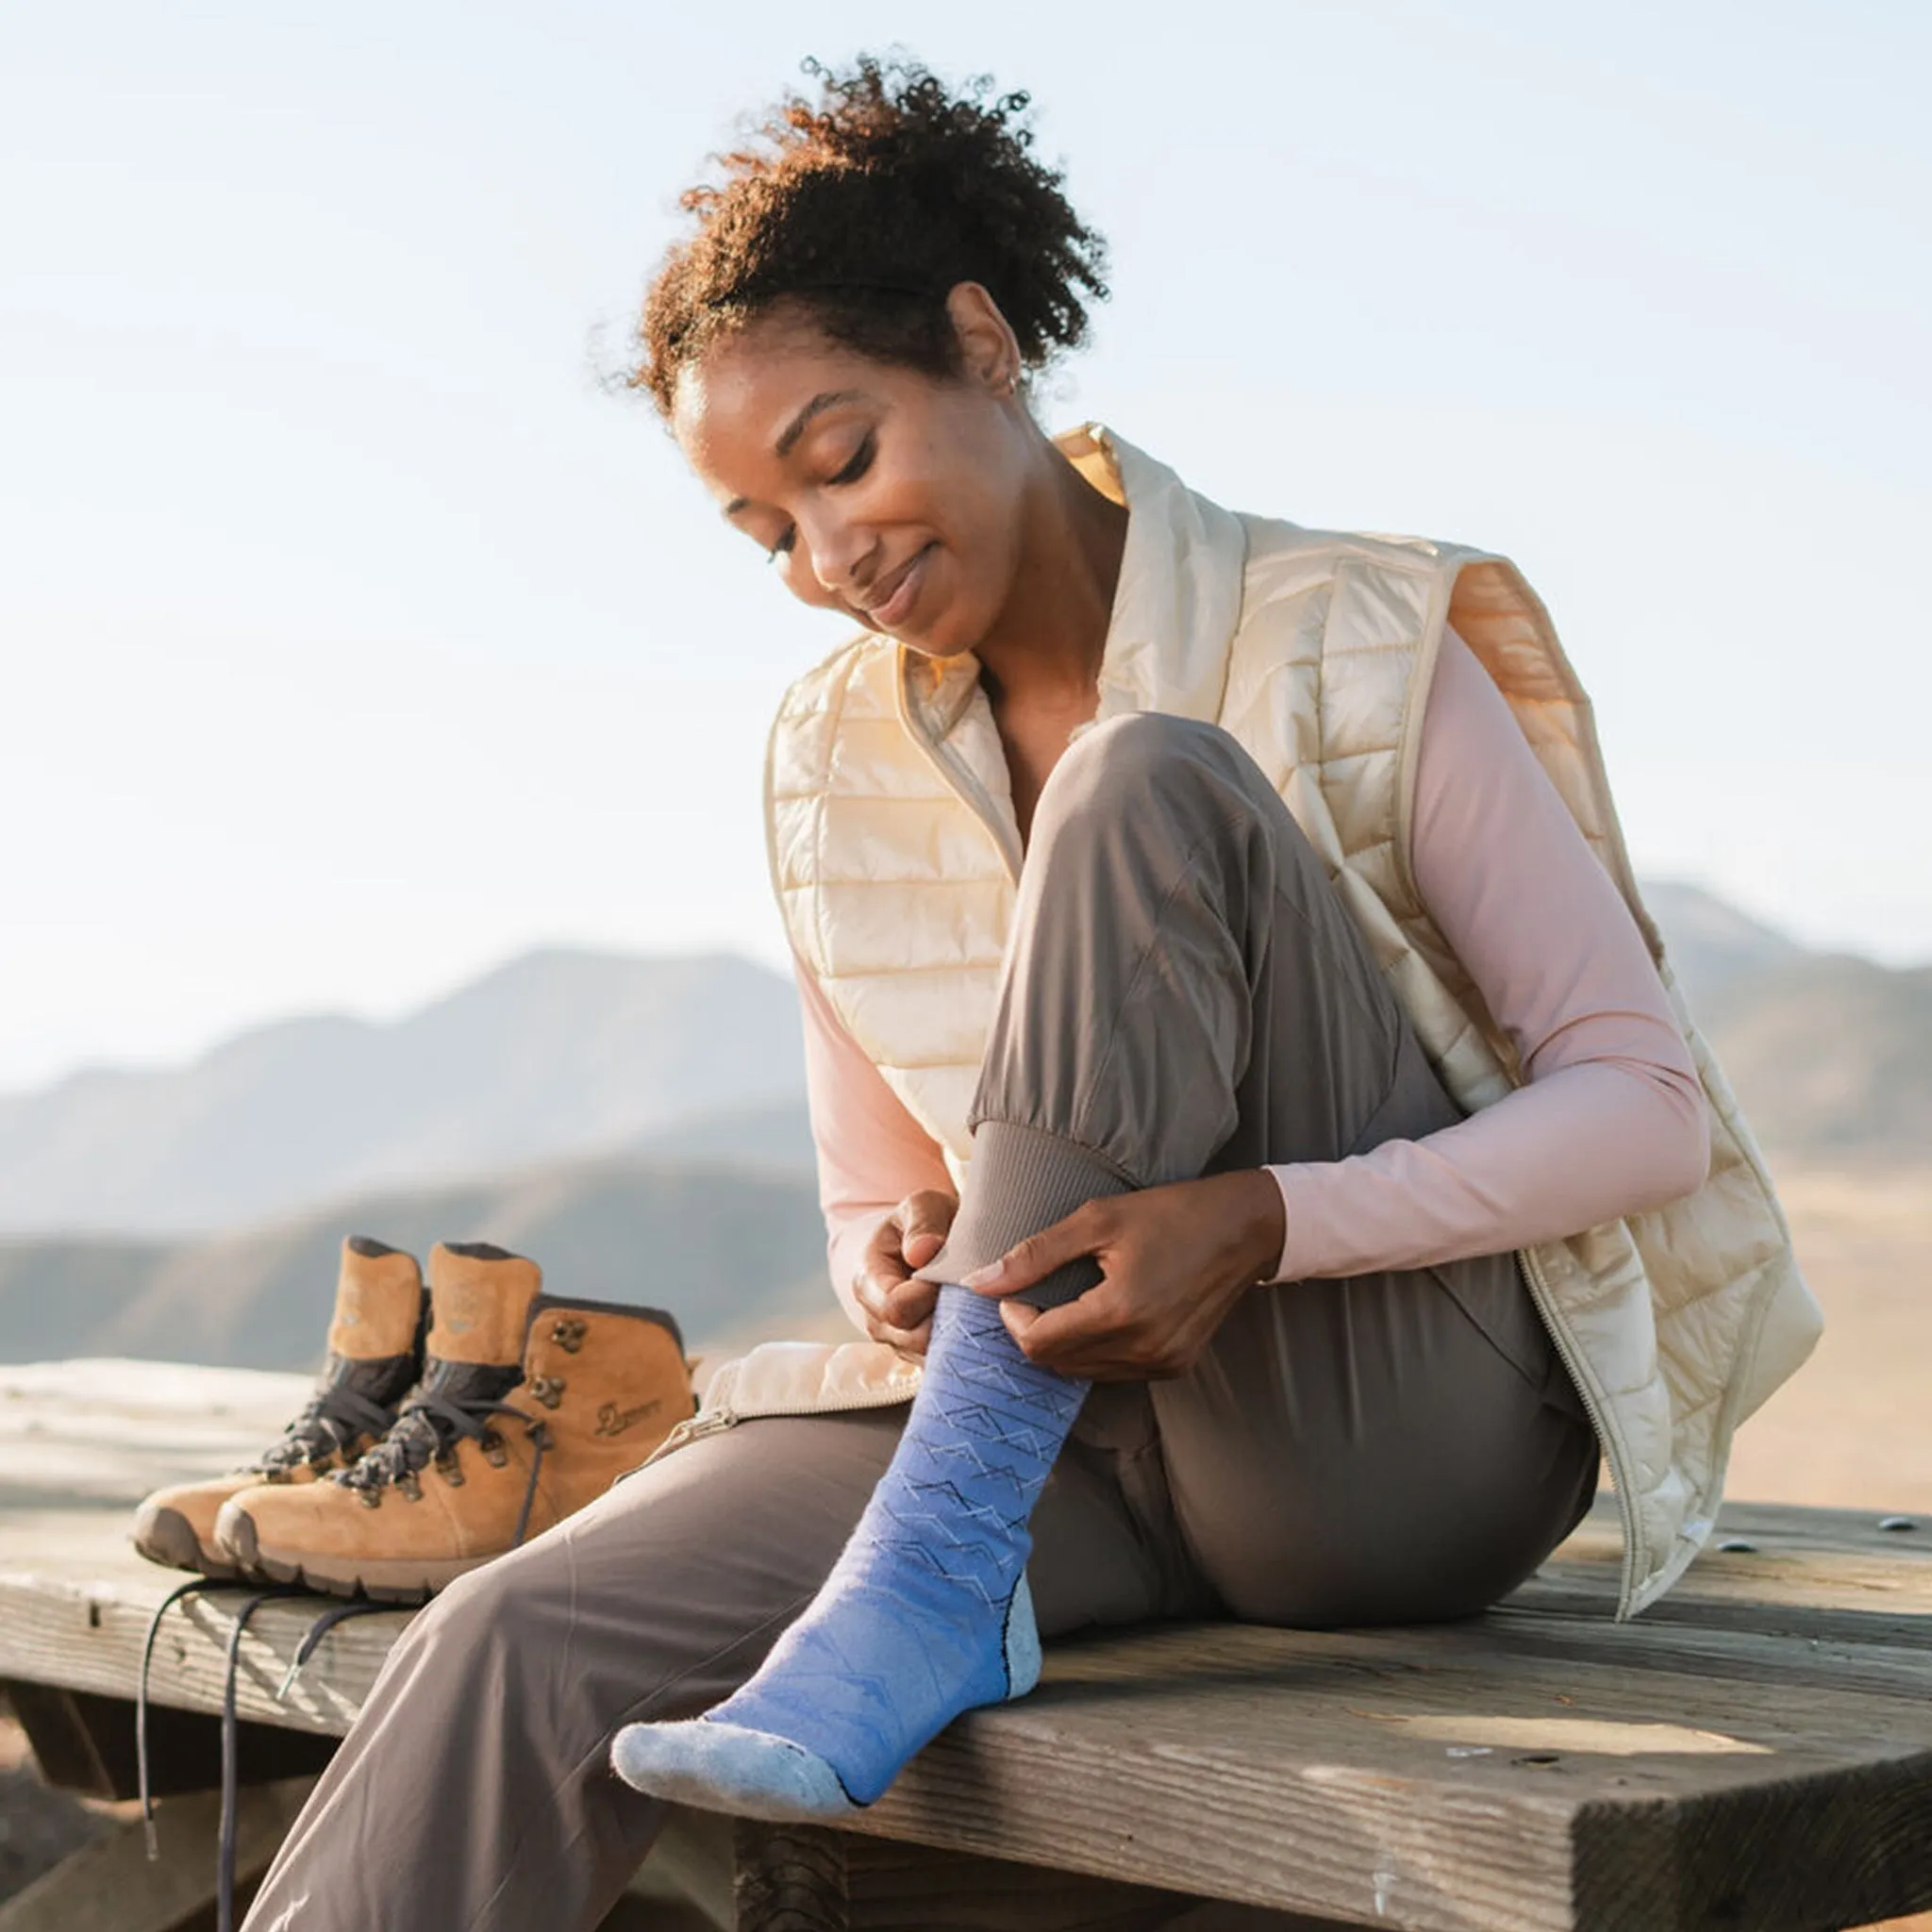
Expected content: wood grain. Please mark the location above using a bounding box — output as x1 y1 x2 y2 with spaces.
3 1364 1930 1931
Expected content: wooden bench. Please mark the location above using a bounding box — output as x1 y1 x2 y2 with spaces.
2 1358 1928 1931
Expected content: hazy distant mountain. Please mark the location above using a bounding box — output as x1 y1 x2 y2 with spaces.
629 1096 816 1172
1641 881 1808 1007
1647 882 1929 1163
0 1153 837 1372
0 886 1921 1257
0 951 807 1237
1691 953 1932 1158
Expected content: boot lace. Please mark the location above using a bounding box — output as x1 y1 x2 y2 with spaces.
252 1382 398 1475
335 1384 553 1546
138 1580 304 1932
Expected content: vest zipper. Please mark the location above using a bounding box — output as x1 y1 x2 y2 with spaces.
624 1373 923 1474
894 652 1024 884
1514 1245 1642 1617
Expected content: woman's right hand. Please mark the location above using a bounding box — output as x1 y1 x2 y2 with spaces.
854 1190 957 1358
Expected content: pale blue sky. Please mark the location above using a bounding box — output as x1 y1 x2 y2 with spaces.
4 1 1927 1090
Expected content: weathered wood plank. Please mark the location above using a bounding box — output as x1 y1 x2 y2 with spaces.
3 1526 1930 1926
1521 1506 1932 1648
1572 1753 1932 1932
5 1363 1931 1930
826 1616 1932 1931
0 1574 407 1739
0 1360 311 1524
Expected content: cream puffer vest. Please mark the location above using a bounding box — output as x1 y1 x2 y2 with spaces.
749 424 1821 1620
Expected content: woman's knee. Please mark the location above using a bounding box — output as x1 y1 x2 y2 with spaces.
1032 712 1314 874
1040 712 1232 822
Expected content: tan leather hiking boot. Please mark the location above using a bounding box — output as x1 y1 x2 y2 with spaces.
131 1237 426 1577
215 1241 694 1601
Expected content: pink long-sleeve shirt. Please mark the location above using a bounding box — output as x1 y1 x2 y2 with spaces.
797 629 1709 1334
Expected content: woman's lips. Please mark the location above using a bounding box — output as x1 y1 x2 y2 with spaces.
865 544 934 631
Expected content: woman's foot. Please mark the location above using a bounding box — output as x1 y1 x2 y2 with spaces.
609 1287 1082 1817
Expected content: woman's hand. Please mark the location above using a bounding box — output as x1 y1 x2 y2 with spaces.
853 1189 958 1358
959 1170 1287 1381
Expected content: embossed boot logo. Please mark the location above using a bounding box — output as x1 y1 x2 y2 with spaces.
437 1287 481 1339
593 1396 663 1438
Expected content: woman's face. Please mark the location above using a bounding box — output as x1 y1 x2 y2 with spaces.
671 295 1034 658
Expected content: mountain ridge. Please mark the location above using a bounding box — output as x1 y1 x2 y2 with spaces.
0 883 1923 1241
0 949 805 1236
0 1152 835 1371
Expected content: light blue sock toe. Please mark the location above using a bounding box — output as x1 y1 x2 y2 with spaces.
607 1289 1083 1816
609 1718 854 1821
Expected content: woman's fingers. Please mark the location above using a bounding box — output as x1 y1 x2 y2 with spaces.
870 1313 933 1359
851 1268 930 1357
882 1274 939 1331
1004 1289 1154 1378
853 1190 957 1356
961 1202 1107 1295
895 1189 957 1269
866 1188 957 1283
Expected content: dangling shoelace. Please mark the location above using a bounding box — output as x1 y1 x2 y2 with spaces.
275 1598 396 1703
138 1390 547 1922
138 1580 303 1931
217 1588 303 1930
251 1382 400 1476
333 1384 553 1546
138 1577 211 1859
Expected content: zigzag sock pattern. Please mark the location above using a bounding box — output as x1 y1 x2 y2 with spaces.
609 1285 1089 1818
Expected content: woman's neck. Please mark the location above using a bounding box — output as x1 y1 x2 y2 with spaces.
974 439 1127 716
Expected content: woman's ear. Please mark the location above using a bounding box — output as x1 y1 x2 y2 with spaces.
944 281 1023 395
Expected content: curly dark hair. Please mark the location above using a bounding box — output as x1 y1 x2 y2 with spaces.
634 54 1108 415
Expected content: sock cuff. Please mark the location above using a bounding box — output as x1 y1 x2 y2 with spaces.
924 1121 1135 1311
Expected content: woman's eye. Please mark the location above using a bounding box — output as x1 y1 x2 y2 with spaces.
766 527 796 564
829 434 874 487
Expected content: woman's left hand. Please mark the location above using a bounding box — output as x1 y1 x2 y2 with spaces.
959 1169 1288 1381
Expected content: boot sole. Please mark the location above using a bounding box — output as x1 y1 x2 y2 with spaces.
223 1509 493 1605
132 1504 241 1582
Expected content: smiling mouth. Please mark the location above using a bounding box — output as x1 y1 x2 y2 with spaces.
858 544 935 630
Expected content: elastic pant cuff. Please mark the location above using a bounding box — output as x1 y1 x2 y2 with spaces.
924 1121 1136 1311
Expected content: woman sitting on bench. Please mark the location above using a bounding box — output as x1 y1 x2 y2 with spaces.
243 53 1810 1932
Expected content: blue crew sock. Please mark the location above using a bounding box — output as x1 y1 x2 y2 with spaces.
609 1284 1088 1819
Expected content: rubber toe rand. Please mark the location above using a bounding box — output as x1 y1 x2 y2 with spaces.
132 1502 237 1580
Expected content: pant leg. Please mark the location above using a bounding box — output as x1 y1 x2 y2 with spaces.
941 710 1599 1625
243 1407 1167 1932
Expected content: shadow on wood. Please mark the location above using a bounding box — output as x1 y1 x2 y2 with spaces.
4 1680 336 1802
0 1777 313 1932
731 1823 1365 1931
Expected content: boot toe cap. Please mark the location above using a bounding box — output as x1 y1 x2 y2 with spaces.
132 1477 257 1577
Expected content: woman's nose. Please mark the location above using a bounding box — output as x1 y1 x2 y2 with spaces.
806 516 873 599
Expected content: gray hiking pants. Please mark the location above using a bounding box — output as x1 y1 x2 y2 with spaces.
245 713 1599 1932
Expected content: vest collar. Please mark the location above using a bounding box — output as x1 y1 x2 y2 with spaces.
1064 424 1248 732
903 424 1249 743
